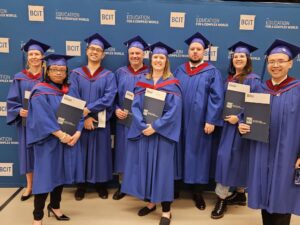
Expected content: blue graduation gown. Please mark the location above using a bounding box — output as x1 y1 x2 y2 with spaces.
6 70 42 174
114 65 148 173
69 66 117 183
247 78 300 215
174 62 224 184
27 82 84 194
215 73 261 187
121 76 182 203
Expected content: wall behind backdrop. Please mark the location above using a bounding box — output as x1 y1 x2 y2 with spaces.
1 0 300 187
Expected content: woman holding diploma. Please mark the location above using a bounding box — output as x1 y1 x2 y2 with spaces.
122 42 182 225
6 39 50 201
211 42 261 219
27 54 84 225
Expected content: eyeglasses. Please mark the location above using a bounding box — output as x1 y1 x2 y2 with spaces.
88 46 103 53
49 68 67 73
267 60 290 66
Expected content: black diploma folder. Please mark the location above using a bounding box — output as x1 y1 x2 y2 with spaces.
143 88 166 124
56 94 86 135
22 90 31 126
118 91 134 127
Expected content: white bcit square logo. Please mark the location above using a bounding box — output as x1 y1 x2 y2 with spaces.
0 38 9 53
170 12 185 28
204 46 218 62
0 102 7 116
240 15 256 30
100 9 116 25
28 5 44 22
66 41 81 56
0 163 13 176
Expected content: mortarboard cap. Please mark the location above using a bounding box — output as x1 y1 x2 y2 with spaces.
184 32 210 49
43 54 74 67
150 42 175 56
84 33 111 50
22 39 50 54
123 35 149 51
228 41 257 55
265 39 300 59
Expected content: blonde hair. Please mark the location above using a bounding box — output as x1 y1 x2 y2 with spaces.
146 57 173 80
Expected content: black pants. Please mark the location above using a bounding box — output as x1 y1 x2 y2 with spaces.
261 209 291 225
33 185 63 220
161 201 172 212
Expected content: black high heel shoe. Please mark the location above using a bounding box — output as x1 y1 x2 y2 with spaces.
47 204 70 221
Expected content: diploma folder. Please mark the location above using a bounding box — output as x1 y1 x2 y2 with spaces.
118 91 134 127
242 93 271 143
222 82 250 118
57 94 86 135
143 88 166 124
22 90 31 126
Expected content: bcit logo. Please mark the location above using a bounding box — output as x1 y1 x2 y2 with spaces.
170 12 185 28
28 5 44 22
66 41 81 56
0 102 7 116
240 15 256 30
0 163 13 176
204 46 218 62
100 9 115 25
0 37 9 53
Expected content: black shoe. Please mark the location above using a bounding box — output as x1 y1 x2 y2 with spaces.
112 188 126 200
20 192 32 201
193 193 206 210
47 204 70 221
138 205 156 216
97 187 108 199
211 197 227 219
159 215 172 225
226 191 247 206
74 188 85 201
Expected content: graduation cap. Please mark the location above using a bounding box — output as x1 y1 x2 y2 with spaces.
149 42 175 56
123 35 149 51
228 41 257 55
21 39 50 54
184 32 210 49
84 33 111 50
265 39 300 59
43 54 74 66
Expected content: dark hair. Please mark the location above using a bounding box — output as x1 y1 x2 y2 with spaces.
227 53 253 83
44 66 69 85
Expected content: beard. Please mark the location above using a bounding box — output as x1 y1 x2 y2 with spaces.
189 58 202 64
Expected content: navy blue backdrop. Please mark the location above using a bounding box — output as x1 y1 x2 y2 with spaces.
1 0 300 186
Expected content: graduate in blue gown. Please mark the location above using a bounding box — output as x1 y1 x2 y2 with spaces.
113 35 149 200
27 54 84 225
122 42 182 225
6 39 50 201
239 40 300 225
211 41 261 219
174 32 224 210
69 33 117 200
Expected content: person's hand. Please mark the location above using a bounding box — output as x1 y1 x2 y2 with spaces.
115 108 128 120
19 108 28 118
142 124 156 136
83 107 90 117
238 123 251 134
224 115 239 125
295 158 300 169
204 123 215 134
84 117 97 130
67 131 81 146
59 133 72 144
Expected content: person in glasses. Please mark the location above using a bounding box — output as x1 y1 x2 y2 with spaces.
69 33 117 201
239 40 300 225
6 39 50 201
